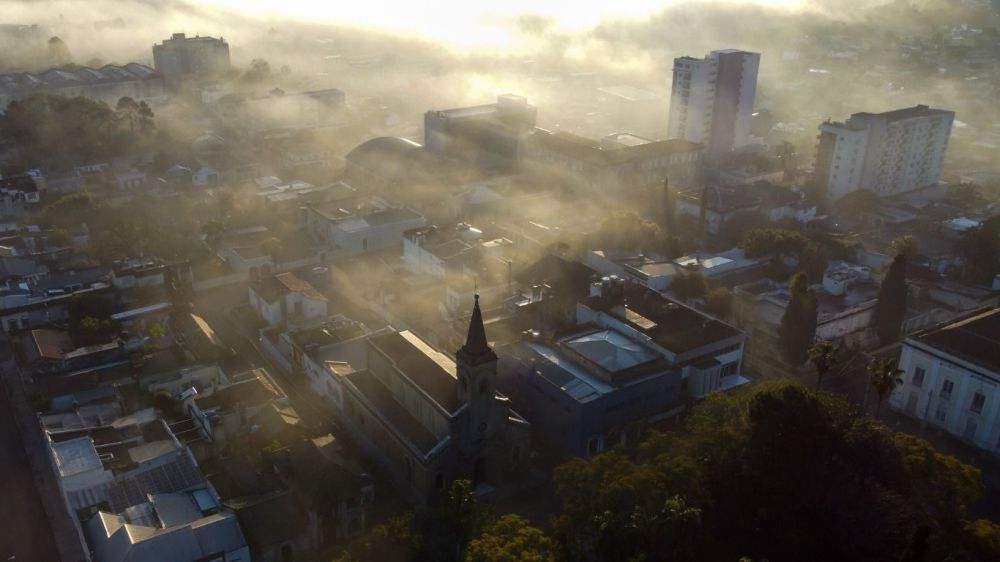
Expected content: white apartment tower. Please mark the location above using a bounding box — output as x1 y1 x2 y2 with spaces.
667 49 760 163
814 105 954 200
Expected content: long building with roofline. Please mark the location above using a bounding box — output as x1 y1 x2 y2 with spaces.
0 63 165 111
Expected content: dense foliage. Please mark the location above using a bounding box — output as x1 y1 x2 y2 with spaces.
957 215 1000 286
874 254 907 345
550 381 994 562
777 272 818 366
335 382 997 562
0 94 156 172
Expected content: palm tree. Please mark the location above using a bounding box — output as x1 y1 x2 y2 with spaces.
808 341 837 391
868 357 903 419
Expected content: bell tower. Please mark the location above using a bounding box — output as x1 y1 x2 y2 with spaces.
456 295 498 440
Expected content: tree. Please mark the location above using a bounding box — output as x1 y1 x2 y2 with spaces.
465 514 555 562
778 272 817 367
889 235 919 261
551 380 995 562
594 209 663 255
834 189 879 216
420 480 488 562
719 210 771 247
740 228 820 279
703 287 733 318
956 215 1000 285
874 254 907 345
242 58 272 83
868 357 903 419
808 341 837 390
672 269 708 302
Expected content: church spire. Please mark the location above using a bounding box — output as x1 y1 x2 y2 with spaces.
462 294 491 355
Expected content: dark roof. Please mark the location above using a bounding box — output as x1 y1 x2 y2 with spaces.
529 130 701 167
107 451 204 511
862 104 953 123
516 254 597 298
31 329 75 360
345 136 422 164
253 272 326 303
462 295 492 356
228 491 310 550
913 308 1000 373
363 207 423 226
269 435 370 502
369 331 459 412
194 370 281 411
679 186 760 214
344 369 440 454
582 283 743 355
0 175 39 192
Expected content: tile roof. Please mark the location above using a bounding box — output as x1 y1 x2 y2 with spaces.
345 369 441 454
369 330 459 412
913 307 1000 373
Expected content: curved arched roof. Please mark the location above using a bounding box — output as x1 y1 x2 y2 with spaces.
345 136 422 165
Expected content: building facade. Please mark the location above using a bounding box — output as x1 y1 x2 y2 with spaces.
814 105 954 200
331 298 531 504
889 308 1000 456
152 33 231 84
0 63 165 111
424 94 537 171
667 49 760 163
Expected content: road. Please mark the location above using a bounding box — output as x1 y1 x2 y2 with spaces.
0 346 60 562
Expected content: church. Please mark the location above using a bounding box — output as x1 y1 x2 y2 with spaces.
335 296 532 504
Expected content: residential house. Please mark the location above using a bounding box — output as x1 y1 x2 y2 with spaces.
305 199 426 255
889 308 1000 456
248 272 328 329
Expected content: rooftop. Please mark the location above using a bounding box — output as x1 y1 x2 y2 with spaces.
369 330 459 412
582 284 743 355
344 369 441 454
253 272 326 304
911 308 1000 374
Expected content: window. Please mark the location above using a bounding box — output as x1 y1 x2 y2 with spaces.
971 392 986 414
460 375 468 394
720 362 738 378
935 404 947 423
587 437 601 457
941 380 954 399
435 473 444 490
479 379 489 395
912 367 925 388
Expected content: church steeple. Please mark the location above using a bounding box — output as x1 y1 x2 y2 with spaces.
462 294 491 356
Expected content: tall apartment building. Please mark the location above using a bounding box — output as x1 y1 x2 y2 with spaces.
667 49 760 163
152 32 230 84
814 105 954 200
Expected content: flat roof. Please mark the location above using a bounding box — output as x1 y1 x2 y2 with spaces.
52 436 103 477
524 340 615 403
564 329 659 373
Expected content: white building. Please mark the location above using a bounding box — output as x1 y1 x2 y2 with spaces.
305 201 426 255
249 272 328 329
890 308 1000 455
667 49 760 163
814 105 954 200
49 436 116 512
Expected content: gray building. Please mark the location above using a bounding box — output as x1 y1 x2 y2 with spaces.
153 33 230 85
814 105 954 200
667 49 760 164
424 94 537 171
0 63 164 111
499 276 747 458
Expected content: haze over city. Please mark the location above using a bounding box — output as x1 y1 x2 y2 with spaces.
0 1 999 561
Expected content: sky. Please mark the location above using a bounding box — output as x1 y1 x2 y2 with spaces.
203 0 806 48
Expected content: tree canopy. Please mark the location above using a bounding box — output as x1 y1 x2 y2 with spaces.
594 209 665 255
0 94 156 172
550 380 993 562
874 254 907 345
957 215 1000 286
777 272 818 366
